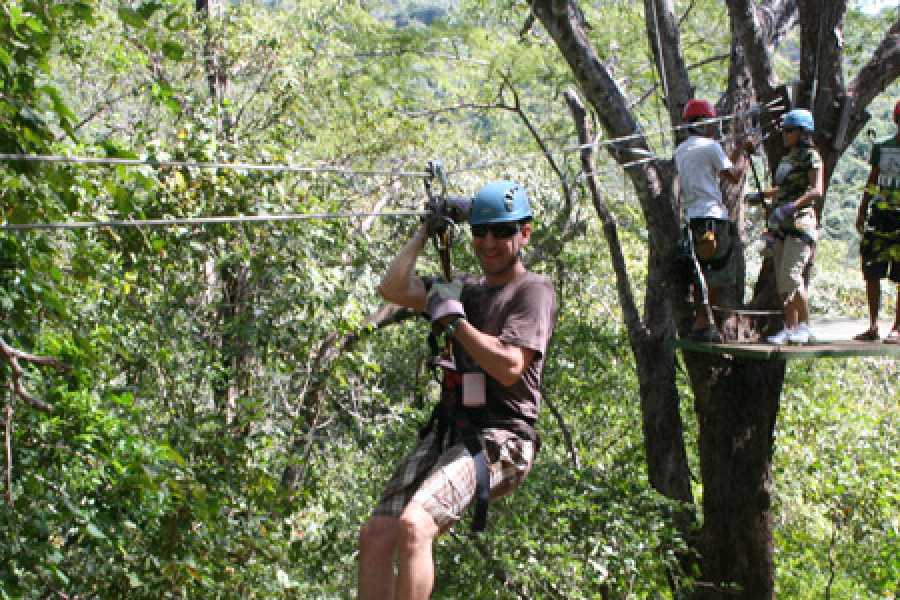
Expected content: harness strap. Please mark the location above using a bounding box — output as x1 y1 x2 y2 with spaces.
460 427 490 532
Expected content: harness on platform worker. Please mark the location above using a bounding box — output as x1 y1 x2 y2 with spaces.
420 173 537 532
675 194 736 325
768 109 820 250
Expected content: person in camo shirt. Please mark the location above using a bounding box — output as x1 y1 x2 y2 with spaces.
853 100 900 344
762 109 824 345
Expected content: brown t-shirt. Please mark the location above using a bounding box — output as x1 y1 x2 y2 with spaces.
450 271 557 423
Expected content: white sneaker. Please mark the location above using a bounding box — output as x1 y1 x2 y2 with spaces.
788 323 813 345
767 327 793 345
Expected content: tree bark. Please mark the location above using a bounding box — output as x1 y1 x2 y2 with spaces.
686 354 784 600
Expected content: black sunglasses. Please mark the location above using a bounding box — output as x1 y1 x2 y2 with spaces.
782 127 799 134
471 222 522 239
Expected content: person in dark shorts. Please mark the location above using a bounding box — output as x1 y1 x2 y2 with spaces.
674 98 751 342
358 181 557 600
854 100 900 344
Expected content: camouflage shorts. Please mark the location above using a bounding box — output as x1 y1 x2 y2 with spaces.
861 208 900 283
372 428 535 529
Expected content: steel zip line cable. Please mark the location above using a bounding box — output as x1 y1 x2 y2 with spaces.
0 210 429 232
447 100 784 175
0 154 427 178
0 100 784 178
0 101 786 231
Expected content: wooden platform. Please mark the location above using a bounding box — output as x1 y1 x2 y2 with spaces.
674 318 900 360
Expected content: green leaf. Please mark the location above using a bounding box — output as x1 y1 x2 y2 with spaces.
163 12 189 31
72 2 94 21
138 1 164 20
85 523 106 540
117 6 145 28
162 41 184 61
162 96 181 115
158 444 186 467
24 16 46 33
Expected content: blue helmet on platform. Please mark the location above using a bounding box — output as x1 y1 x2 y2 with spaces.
782 109 815 132
469 181 532 225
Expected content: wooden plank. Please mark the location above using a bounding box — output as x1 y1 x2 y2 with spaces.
674 338 900 360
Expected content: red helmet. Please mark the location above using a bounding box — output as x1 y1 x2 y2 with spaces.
894 100 900 122
683 99 716 121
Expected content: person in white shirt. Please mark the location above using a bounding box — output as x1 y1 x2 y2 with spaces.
674 99 750 342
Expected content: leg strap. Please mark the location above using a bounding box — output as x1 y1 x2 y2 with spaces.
462 431 490 533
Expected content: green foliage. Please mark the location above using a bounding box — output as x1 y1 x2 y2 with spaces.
775 356 899 598
0 0 897 598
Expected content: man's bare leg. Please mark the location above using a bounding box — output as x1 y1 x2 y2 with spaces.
359 516 400 600
395 501 440 600
866 278 882 332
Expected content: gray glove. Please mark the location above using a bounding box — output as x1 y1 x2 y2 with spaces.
768 202 798 230
423 196 472 236
426 280 465 323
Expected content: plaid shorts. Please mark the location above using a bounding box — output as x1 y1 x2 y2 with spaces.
372 428 535 529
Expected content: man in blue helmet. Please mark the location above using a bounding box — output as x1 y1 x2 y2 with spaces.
358 181 557 600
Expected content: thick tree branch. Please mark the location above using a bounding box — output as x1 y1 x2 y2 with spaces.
643 0 693 126
533 2 695 528
531 1 678 270
797 0 847 118
845 18 900 146
726 0 783 101
563 89 641 336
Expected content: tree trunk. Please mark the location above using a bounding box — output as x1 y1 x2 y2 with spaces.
684 353 785 599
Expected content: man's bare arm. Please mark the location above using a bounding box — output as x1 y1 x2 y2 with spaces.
377 224 429 312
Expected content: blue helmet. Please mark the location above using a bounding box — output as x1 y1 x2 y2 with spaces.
782 109 814 132
469 181 532 225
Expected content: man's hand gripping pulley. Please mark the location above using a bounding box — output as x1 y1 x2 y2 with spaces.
422 160 471 369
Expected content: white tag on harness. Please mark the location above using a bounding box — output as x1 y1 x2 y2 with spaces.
462 372 486 407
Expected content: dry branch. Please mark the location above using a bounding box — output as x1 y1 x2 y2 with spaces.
0 337 67 412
